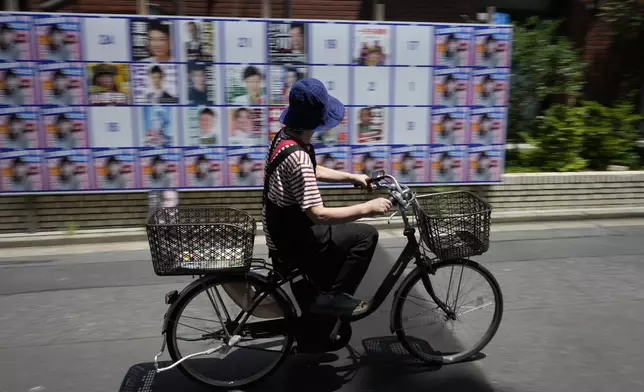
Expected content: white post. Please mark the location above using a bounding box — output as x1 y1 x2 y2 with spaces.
262 0 271 18
487 6 496 24
138 0 148 15
375 2 385 21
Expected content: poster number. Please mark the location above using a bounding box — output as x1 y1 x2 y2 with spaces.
407 41 420 50
324 39 337 49
237 37 252 48
407 121 416 131
327 80 335 91
98 34 115 45
367 82 376 91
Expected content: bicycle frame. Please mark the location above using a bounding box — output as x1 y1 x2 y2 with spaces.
163 174 458 348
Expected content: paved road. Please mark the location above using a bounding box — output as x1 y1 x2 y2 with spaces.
1 222 644 392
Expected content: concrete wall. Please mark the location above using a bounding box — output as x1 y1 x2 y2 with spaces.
2 171 643 234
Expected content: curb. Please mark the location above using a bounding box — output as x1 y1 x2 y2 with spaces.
2 207 644 249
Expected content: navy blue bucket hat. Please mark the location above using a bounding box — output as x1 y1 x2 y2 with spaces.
280 78 345 132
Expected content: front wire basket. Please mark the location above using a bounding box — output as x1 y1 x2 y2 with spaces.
413 191 492 261
146 207 256 276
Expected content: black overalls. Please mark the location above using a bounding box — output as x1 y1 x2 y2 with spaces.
262 129 379 296
263 129 319 267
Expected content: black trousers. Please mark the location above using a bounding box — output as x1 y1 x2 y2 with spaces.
288 223 379 295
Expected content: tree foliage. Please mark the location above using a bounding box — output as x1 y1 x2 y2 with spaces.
522 100 643 172
599 0 644 38
509 17 586 143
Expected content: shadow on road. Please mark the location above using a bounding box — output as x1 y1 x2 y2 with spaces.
118 336 496 392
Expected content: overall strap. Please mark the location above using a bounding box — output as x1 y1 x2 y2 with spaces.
263 143 306 204
263 129 318 204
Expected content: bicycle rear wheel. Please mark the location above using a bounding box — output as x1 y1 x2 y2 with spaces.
393 259 503 364
165 273 295 389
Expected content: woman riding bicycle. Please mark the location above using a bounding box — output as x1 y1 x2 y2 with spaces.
262 78 392 317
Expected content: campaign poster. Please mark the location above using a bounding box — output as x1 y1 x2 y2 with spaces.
312 108 349 145
434 26 473 67
225 65 266 105
141 106 177 148
468 145 504 183
391 107 429 145
42 107 88 148
268 106 286 142
430 145 466 183
39 63 85 106
88 107 134 147
0 108 39 149
353 24 390 66
130 18 174 62
139 148 181 189
315 145 350 172
470 107 507 145
394 24 433 66
472 69 509 107
353 106 386 144
183 147 226 188
309 23 351 64
352 145 389 178
86 63 131 105
81 17 130 62
182 106 222 146
132 63 179 105
92 148 137 189
0 15 32 61
268 22 307 64
185 64 216 105
179 20 215 63
227 146 266 187
46 149 92 191
228 107 265 146
431 107 468 145
35 16 81 62
433 68 470 107
0 63 36 106
1 150 43 192
223 21 266 64
391 145 429 184
474 27 512 68
269 65 308 105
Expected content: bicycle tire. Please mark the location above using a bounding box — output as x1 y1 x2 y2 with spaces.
165 273 295 389
393 259 503 364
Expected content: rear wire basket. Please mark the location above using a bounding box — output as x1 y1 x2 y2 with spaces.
413 191 492 261
146 207 256 276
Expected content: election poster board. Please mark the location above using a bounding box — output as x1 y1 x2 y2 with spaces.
0 12 512 193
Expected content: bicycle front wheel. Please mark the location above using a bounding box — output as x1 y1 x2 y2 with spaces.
393 259 503 364
165 273 295 389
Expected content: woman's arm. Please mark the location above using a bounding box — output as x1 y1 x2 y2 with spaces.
316 165 353 183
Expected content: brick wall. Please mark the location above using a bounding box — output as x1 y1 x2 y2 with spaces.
2 172 644 234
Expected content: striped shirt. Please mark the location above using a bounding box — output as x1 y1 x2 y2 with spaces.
262 132 323 251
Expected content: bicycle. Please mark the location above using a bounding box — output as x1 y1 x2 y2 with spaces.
146 170 503 389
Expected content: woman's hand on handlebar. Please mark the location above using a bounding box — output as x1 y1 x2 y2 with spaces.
349 173 373 192
364 197 393 216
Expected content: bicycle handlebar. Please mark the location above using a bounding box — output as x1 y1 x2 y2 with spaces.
352 172 414 209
